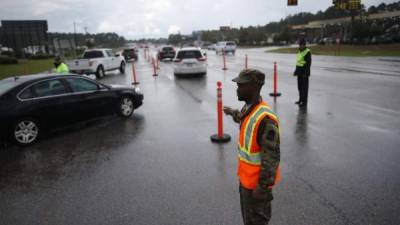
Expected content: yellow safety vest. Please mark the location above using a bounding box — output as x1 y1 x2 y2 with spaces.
296 48 310 67
54 63 69 74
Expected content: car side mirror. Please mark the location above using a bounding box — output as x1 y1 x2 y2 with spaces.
203 52 207 56
115 54 120 57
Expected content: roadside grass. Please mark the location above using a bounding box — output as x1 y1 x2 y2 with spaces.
237 46 268 49
0 59 53 80
266 44 400 57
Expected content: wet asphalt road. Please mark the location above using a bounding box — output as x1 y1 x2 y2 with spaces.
1 47 400 225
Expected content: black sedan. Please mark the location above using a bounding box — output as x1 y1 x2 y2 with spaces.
0 74 143 146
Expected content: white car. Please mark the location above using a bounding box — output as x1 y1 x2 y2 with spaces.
215 41 237 55
173 47 207 76
207 44 216 50
67 49 126 79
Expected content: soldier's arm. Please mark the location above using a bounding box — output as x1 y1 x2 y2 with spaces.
223 107 241 124
231 109 241 123
257 117 280 190
304 52 312 75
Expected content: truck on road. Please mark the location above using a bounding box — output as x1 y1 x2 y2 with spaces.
67 49 126 79
215 41 237 55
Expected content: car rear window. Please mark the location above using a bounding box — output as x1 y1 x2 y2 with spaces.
83 51 104 59
32 80 66 97
0 78 23 96
176 50 202 59
66 78 98 92
227 42 236 46
123 49 135 53
19 87 34 99
163 47 174 51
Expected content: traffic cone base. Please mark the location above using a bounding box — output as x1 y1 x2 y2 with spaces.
269 93 282 97
210 134 231 143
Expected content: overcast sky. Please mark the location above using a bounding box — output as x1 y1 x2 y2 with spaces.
0 0 398 39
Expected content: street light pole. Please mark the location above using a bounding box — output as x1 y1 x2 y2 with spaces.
73 21 77 57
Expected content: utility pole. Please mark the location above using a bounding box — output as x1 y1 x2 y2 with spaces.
73 21 77 57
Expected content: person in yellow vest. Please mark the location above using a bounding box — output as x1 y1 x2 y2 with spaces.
53 56 69 74
293 39 312 107
223 69 281 225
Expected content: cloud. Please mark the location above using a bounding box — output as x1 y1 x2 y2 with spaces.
168 25 181 34
0 0 398 39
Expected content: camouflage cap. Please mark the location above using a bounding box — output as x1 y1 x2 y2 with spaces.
232 69 265 85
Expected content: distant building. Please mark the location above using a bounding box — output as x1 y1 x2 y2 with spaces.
0 20 49 56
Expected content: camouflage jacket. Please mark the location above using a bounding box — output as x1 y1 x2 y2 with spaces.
230 101 280 191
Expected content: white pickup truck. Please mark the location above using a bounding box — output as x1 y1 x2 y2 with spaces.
215 41 237 55
67 49 126 79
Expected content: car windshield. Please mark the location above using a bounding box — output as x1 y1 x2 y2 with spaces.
82 51 103 59
176 50 202 59
123 49 135 53
227 42 236 46
0 78 20 96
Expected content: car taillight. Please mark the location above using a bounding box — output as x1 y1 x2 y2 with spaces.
197 57 206 61
173 58 182 62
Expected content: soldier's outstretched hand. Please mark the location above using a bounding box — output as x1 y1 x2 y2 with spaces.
223 106 234 116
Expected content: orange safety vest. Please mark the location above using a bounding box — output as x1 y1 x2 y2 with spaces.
237 101 281 190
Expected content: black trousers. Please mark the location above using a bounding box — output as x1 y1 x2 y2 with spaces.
297 76 309 103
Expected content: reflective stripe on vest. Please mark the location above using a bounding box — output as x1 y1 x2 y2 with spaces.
238 103 279 166
296 48 310 67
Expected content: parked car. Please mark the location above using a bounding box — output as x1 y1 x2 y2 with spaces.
66 49 126 79
157 46 176 60
0 74 143 146
122 48 138 61
207 44 216 50
215 41 237 55
173 47 207 76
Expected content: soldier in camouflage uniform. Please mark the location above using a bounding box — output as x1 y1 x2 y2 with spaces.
224 69 281 225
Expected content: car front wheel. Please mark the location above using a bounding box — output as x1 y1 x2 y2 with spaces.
120 62 126 74
96 66 105 79
118 96 134 117
12 118 40 146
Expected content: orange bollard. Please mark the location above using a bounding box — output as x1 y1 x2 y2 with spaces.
211 81 231 143
222 52 228 70
245 54 248 69
269 62 282 97
152 57 158 76
131 62 139 85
